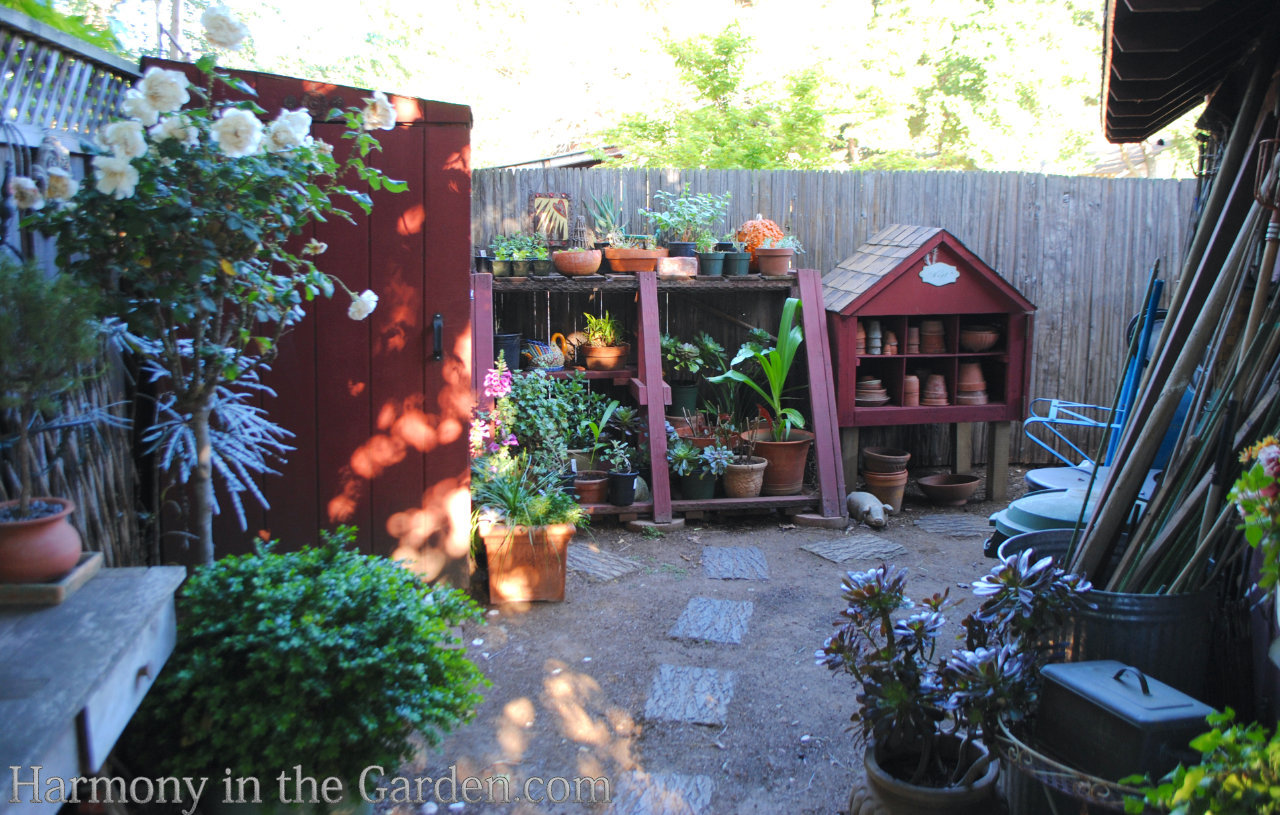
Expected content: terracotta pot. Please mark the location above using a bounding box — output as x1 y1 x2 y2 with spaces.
863 469 908 513
743 428 813 495
863 446 911 473
924 374 948 396
676 426 719 449
573 470 609 504
902 375 919 393
602 247 668 273
917 473 981 506
848 738 998 815
723 456 768 498
958 362 985 389
482 522 575 603
755 247 794 275
583 343 629 371
959 326 1000 352
0 498 82 583
552 249 602 276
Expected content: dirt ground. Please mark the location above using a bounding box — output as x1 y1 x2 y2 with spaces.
386 468 1032 815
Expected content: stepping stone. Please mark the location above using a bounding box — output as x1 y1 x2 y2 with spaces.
914 514 993 538
802 535 908 564
643 665 735 725
668 597 754 644
609 771 714 815
567 545 641 581
701 546 769 580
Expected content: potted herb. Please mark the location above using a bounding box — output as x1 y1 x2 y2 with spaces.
0 256 109 583
639 184 731 257
489 234 516 277
473 454 587 602
606 438 639 507
818 556 1092 814
126 527 487 809
695 228 725 276
530 236 554 277
710 297 812 495
582 310 629 371
756 235 804 276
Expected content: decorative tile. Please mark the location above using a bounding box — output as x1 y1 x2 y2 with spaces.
701 546 769 580
668 597 754 644
801 536 908 564
643 665 734 726
567 545 641 581
913 514 993 537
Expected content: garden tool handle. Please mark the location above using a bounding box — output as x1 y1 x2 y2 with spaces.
432 314 443 360
1112 666 1152 696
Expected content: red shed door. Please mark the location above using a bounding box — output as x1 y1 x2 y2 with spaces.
155 63 474 586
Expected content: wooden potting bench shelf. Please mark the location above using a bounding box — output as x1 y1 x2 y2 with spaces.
473 269 846 525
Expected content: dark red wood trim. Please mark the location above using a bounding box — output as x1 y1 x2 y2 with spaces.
796 269 847 519
472 273 494 411
636 272 672 522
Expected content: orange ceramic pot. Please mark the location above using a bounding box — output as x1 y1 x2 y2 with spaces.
552 249 602 276
482 522 575 602
743 428 814 495
0 498 82 583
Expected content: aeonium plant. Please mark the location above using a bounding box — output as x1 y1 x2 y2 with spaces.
1229 435 1280 590
20 6 405 564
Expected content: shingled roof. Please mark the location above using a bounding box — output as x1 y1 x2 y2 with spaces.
822 225 945 314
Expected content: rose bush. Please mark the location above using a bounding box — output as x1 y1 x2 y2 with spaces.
20 7 405 563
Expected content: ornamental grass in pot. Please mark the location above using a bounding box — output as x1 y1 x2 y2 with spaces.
0 256 114 583
818 554 1092 814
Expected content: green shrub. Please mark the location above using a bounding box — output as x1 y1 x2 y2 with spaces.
127 527 487 787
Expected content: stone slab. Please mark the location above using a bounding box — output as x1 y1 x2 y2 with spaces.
609 772 714 815
913 514 993 538
567 545 642 581
667 597 754 644
643 665 734 725
801 535 908 564
701 546 769 580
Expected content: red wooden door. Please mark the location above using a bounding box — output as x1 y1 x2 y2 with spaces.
145 61 474 585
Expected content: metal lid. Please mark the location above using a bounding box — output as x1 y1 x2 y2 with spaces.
1042 660 1215 725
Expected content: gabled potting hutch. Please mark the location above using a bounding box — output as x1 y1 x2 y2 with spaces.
823 226 1035 499
471 269 847 525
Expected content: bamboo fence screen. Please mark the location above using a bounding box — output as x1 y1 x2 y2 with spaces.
473 168 1200 465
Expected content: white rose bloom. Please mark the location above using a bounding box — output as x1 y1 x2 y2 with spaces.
45 168 79 201
265 108 311 153
347 289 378 321
93 155 139 199
9 176 44 210
211 108 263 157
201 5 249 50
361 91 396 131
302 239 328 256
100 120 148 160
313 139 334 158
137 67 190 114
150 114 199 148
121 89 158 126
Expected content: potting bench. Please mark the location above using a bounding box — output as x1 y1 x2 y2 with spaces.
472 268 847 525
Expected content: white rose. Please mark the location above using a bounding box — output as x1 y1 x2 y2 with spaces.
44 168 79 201
149 114 199 148
9 176 43 210
201 5 249 50
361 91 396 131
302 239 328 256
93 155 139 199
264 108 311 153
211 108 263 157
100 120 148 160
121 89 158 126
137 67 190 114
347 289 378 321
313 139 334 157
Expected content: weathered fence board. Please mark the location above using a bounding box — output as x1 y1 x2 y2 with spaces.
473 168 1197 465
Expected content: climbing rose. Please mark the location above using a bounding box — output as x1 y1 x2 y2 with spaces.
9 176 43 210
92 155 139 199
211 108 263 157
347 290 378 321
150 114 199 148
136 67 190 114
201 5 249 50
100 120 147 160
265 108 311 153
1260 445 1280 480
120 89 158 126
44 168 78 202
361 91 396 131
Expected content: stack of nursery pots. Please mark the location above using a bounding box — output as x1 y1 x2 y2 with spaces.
862 446 910 512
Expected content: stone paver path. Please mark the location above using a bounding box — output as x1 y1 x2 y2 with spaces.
913 513 993 537
567 545 642 581
667 597 754 644
642 665 735 726
610 772 714 815
700 546 769 580
802 535 907 564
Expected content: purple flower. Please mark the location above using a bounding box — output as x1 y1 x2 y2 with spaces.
1261 445 1280 479
483 366 513 399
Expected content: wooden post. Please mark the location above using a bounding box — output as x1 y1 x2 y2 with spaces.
796 269 848 520
952 422 974 474
636 272 672 523
841 426 860 495
985 421 1011 501
471 273 494 411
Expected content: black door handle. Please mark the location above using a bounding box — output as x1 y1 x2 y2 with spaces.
432 313 443 361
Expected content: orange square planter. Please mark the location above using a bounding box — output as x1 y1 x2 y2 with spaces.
481 523 575 602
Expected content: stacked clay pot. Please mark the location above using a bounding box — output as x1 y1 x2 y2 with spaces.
882 330 898 355
919 319 946 353
905 326 920 354
956 362 988 405
921 373 949 405
862 446 910 512
856 376 890 406
902 374 920 407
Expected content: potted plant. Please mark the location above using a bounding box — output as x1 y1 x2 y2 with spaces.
723 426 768 499
552 246 602 276
695 229 725 276
489 234 516 277
605 438 639 507
530 236 554 276
736 214 785 271
669 435 732 500
601 234 668 274
507 232 540 277
582 310 629 371
756 235 803 275
710 297 812 495
0 256 108 583
125 527 487 811
572 399 618 504
639 184 731 258
473 454 587 602
818 556 1093 815
720 236 752 277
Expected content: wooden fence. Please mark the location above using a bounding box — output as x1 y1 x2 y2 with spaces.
473 168 1200 465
